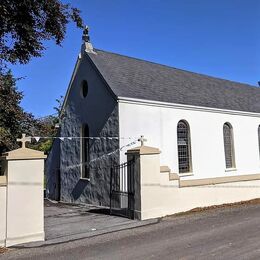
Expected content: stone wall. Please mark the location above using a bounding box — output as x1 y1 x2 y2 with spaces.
45 134 60 201
60 104 119 206
55 53 120 207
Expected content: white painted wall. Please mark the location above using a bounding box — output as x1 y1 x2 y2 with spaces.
0 185 6 247
119 99 260 180
141 178 260 220
129 146 260 220
6 159 44 247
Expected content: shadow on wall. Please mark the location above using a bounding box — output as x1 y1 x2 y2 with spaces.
72 180 88 200
45 131 61 201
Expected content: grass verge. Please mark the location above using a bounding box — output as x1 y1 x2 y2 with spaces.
0 247 8 254
164 198 260 219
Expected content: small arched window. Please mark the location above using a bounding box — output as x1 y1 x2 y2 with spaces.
177 120 192 173
81 80 88 98
81 124 90 179
223 122 235 169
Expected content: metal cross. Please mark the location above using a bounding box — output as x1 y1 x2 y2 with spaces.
138 135 147 146
17 134 32 148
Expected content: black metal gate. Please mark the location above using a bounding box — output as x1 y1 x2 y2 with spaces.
110 159 135 219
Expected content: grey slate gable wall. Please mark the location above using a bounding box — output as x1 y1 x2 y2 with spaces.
57 53 119 206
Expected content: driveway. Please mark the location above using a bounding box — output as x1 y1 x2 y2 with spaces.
21 200 157 247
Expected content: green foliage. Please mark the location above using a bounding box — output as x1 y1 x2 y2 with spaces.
39 139 53 153
0 0 84 67
0 70 35 152
0 1 82 153
54 95 64 116
28 115 58 154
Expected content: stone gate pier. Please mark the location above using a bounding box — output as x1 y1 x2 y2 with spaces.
0 134 46 247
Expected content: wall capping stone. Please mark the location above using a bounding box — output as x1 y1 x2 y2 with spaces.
126 145 161 155
2 147 46 161
179 173 260 187
160 166 171 173
169 172 180 180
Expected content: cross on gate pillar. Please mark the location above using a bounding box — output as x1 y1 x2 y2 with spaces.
17 134 32 149
138 135 147 146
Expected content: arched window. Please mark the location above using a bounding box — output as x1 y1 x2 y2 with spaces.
81 80 88 98
81 124 90 179
177 120 192 173
223 122 235 169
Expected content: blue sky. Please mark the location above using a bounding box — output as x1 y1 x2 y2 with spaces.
11 0 260 117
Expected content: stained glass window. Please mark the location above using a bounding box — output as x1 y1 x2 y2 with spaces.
177 120 192 173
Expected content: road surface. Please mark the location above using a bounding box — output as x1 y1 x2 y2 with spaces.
1 202 260 259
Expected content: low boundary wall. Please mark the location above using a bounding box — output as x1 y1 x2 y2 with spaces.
141 179 260 220
126 145 260 220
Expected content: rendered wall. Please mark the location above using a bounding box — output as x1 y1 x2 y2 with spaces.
141 177 260 220
6 159 44 247
59 54 119 206
119 100 260 180
129 147 260 220
0 185 6 247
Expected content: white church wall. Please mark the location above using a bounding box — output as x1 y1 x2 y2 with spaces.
119 99 260 180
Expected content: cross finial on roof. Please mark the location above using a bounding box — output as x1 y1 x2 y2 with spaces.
81 25 95 54
17 134 31 149
82 25 90 43
138 135 147 146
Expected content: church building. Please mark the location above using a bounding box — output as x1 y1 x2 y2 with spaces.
46 28 260 217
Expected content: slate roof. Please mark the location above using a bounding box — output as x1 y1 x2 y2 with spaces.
87 49 260 113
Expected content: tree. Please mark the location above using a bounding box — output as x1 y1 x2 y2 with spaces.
54 95 64 116
29 115 59 153
0 0 84 68
0 1 84 153
0 70 59 153
0 70 35 153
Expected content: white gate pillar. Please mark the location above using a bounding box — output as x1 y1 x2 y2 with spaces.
0 168 7 247
126 141 161 220
1 134 46 247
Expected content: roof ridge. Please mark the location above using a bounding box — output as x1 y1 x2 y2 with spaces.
93 48 258 89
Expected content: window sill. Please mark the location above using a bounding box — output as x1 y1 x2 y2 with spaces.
80 177 90 181
225 168 237 172
178 172 194 177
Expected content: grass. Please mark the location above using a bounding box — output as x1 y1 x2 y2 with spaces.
0 247 8 254
164 198 260 219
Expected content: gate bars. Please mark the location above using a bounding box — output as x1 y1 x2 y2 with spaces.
110 159 135 219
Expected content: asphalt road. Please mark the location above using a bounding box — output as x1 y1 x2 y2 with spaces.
1 203 260 260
